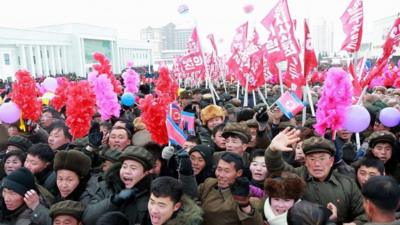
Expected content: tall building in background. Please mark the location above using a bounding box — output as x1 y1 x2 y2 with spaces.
140 23 191 65
310 18 334 56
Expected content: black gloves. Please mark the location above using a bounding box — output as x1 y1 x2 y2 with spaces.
88 121 103 148
177 150 194 176
111 188 137 207
230 177 250 197
255 105 269 124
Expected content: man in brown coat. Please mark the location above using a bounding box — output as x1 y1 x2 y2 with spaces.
197 152 263 225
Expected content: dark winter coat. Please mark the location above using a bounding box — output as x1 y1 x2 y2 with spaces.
265 148 365 224
82 163 151 225
164 195 203 225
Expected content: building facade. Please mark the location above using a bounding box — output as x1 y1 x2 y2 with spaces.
140 23 191 65
0 23 152 81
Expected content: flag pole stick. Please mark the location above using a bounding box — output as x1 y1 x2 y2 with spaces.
306 82 315 117
257 88 269 109
236 80 240 99
244 75 249 107
278 70 284 96
252 90 256 106
302 86 307 126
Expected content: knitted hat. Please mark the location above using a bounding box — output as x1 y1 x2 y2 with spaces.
302 136 336 156
189 145 214 168
54 150 92 178
222 122 252 143
49 200 84 221
120 146 154 171
201 105 225 125
3 167 36 196
368 131 396 148
264 172 306 200
6 136 32 152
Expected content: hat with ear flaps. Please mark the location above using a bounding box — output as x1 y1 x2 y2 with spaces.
201 105 225 125
54 150 92 178
264 172 306 200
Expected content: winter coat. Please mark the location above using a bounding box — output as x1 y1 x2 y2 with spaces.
364 221 400 225
0 204 33 225
29 177 91 225
198 127 212 146
82 163 151 225
265 148 365 224
164 195 203 225
198 178 263 225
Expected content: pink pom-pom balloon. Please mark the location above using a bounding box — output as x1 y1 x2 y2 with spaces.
379 107 400 127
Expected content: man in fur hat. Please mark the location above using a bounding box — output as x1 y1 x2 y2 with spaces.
265 128 365 224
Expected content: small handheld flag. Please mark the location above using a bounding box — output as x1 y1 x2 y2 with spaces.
166 114 187 146
276 91 304 119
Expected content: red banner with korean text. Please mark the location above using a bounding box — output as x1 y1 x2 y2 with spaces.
340 0 363 53
231 22 248 53
304 19 318 77
177 27 206 81
261 0 300 63
285 55 304 98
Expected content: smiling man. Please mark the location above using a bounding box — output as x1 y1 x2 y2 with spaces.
265 128 365 224
148 176 203 225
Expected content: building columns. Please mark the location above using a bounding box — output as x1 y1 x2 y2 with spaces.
18 45 27 69
48 46 56 75
54 46 62 74
61 46 69 74
27 45 36 76
41 46 49 76
34 45 43 76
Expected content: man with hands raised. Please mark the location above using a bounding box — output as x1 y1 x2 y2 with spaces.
265 127 365 225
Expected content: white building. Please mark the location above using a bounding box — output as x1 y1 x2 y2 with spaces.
0 23 152 81
310 18 335 55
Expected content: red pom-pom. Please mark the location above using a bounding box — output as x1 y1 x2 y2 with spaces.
50 77 70 111
65 81 96 138
10 70 42 122
138 94 169 145
92 52 122 94
156 66 178 102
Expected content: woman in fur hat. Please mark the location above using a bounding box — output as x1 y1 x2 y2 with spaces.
263 172 306 225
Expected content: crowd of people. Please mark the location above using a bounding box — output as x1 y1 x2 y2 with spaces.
0 79 399 225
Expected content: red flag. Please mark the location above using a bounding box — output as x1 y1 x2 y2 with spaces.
382 16 400 58
207 33 218 56
261 0 300 63
304 19 318 77
340 0 363 53
361 16 400 87
236 47 266 92
179 27 206 80
285 55 304 98
231 22 248 53
349 62 362 97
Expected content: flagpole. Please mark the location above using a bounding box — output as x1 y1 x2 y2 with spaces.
302 86 307 126
236 80 240 99
306 82 315 117
278 70 284 96
257 88 269 109
244 74 249 107
252 90 256 106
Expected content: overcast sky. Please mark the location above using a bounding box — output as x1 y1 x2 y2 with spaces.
0 0 399 53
